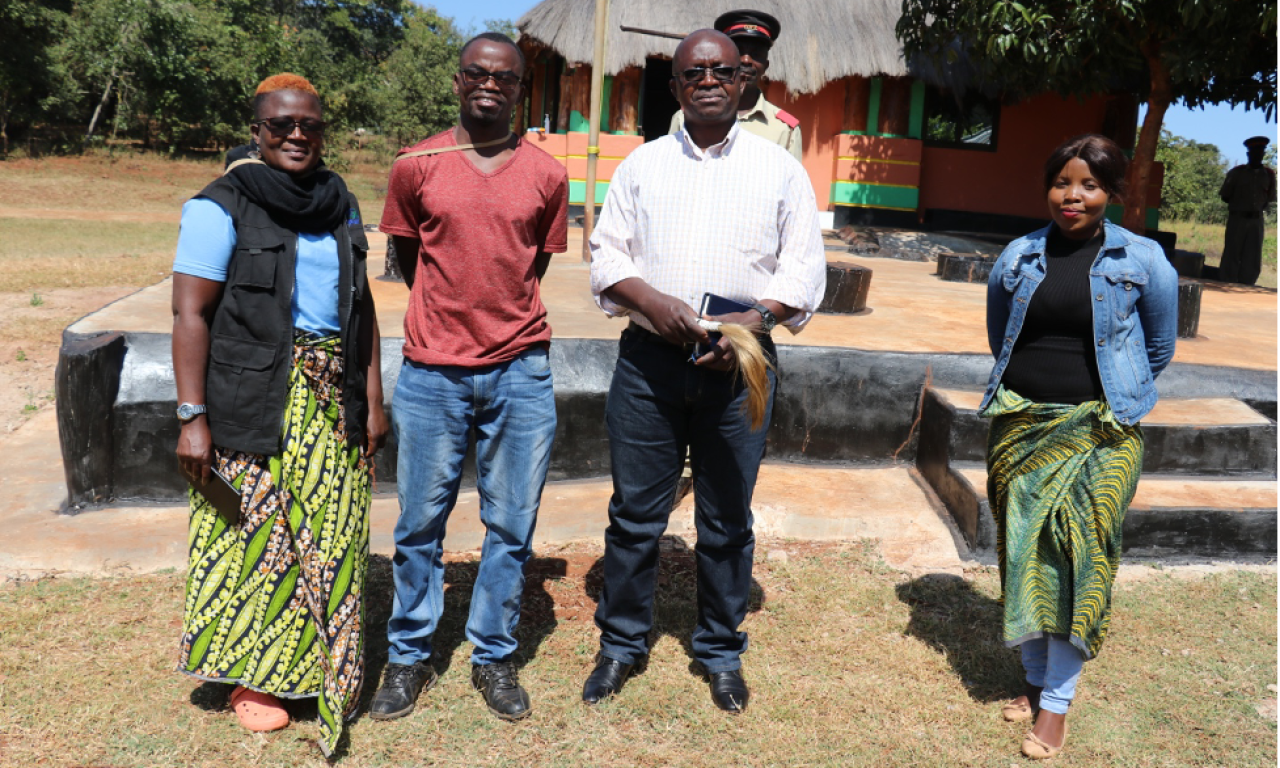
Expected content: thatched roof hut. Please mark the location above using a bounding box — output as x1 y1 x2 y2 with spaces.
517 0 911 95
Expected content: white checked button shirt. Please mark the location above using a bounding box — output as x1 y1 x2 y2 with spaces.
589 122 827 334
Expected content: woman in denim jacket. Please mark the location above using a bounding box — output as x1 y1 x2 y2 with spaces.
981 134 1178 759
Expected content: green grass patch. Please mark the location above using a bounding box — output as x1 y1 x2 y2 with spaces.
1165 218 1278 288
0 217 176 292
0 546 1274 767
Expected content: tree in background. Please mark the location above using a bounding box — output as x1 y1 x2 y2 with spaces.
376 7 464 148
897 0 1277 233
1156 131 1229 224
0 0 73 156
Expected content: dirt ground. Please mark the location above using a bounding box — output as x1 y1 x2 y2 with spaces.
0 287 138 432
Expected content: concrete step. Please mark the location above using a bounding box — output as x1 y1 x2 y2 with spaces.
0 461 967 577
951 463 1277 558
925 388 1277 477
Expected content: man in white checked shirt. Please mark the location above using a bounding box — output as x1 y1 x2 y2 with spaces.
581 29 826 714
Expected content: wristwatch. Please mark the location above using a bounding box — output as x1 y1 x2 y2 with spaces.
176 402 207 423
750 303 778 333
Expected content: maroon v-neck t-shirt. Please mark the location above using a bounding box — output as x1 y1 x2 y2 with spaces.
380 129 569 367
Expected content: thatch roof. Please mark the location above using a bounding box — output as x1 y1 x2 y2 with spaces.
516 0 912 95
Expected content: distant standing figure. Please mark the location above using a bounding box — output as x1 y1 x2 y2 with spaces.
1218 135 1276 285
668 10 802 163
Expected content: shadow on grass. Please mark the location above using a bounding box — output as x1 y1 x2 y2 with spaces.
583 535 765 680
895 573 1023 704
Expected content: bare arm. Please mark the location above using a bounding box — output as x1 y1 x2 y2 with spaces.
603 277 707 345
172 273 224 483
393 235 420 289
358 291 388 457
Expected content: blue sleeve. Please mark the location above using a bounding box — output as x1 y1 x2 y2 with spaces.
1139 243 1179 378
986 247 1014 358
172 198 236 281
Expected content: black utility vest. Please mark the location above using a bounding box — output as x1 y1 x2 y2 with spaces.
196 176 371 456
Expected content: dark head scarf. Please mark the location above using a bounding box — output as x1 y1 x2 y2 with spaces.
222 159 349 234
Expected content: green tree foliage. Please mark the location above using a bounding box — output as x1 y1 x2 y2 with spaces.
7 0 474 156
897 0 1277 232
376 8 465 148
0 0 74 154
1156 130 1228 224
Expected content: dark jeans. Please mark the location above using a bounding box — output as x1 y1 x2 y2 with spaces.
595 327 776 673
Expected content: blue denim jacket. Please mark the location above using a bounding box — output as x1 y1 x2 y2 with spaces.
981 221 1179 425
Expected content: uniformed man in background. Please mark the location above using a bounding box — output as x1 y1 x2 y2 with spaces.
669 10 802 164
1219 135 1277 285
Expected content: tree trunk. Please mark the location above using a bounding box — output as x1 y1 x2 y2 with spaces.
84 66 117 151
1125 38 1173 234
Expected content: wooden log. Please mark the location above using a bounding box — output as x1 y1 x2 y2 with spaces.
818 261 872 314
878 76 911 136
1178 277 1202 339
610 67 642 134
936 252 995 283
843 76 870 133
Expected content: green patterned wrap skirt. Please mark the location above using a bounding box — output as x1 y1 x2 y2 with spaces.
984 385 1143 660
177 335 371 757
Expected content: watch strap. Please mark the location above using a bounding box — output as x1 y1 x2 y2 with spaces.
750 303 778 331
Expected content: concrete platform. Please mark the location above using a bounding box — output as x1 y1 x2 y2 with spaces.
0 404 965 576
71 231 1279 370
954 465 1278 558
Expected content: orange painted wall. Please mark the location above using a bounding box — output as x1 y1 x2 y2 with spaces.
762 81 844 209
918 92 1161 218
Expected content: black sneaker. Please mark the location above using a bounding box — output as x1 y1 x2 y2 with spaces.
368 661 438 721
471 661 532 721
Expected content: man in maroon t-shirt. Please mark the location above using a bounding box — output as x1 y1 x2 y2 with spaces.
369 32 568 724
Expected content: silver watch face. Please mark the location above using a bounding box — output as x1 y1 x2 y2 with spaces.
176 403 203 420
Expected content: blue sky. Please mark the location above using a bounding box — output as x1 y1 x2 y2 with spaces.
421 0 1277 162
1142 102 1277 166
422 0 535 34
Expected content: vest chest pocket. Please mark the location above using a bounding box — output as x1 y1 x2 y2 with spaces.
231 228 285 289
206 334 278 427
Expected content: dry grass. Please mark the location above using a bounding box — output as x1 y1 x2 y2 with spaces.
0 543 1274 767
1166 219 1278 289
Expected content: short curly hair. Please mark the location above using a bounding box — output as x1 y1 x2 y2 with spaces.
252 73 320 118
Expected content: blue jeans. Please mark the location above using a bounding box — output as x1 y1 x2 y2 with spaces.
386 348 556 666
1020 636 1085 715
594 327 776 673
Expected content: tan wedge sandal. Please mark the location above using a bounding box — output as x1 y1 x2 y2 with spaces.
1021 723 1068 760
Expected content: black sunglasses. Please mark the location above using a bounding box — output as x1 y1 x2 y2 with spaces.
676 66 740 85
459 67 522 89
253 117 327 136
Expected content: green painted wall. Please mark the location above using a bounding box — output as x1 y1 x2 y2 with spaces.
829 182 919 210
569 179 610 205
908 81 926 140
1106 204 1160 231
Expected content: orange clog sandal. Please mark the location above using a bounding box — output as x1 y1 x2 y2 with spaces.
230 685 290 732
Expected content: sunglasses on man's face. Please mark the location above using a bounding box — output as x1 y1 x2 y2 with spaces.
459 67 522 89
676 66 740 85
253 117 327 136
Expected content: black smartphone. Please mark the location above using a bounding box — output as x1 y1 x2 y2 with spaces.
183 466 243 523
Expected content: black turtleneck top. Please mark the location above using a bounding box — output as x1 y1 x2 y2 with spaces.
1001 229 1106 405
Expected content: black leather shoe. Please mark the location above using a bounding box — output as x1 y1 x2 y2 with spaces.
708 670 749 713
582 655 638 704
471 661 532 721
368 661 438 720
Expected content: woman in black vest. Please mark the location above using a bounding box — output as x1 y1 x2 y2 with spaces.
170 73 386 757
